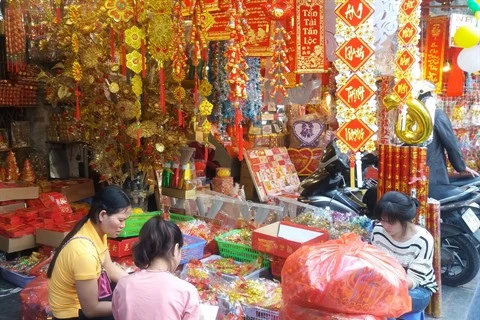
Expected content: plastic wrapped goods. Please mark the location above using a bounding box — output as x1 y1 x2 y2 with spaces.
281 234 411 318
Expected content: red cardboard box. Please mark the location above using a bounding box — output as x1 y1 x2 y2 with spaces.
108 237 138 258
251 221 328 259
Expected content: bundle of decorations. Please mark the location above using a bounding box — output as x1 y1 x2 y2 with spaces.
177 219 229 254
0 251 48 276
181 259 225 305
281 234 411 319
293 209 373 241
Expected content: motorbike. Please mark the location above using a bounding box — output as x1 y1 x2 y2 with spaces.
299 140 480 287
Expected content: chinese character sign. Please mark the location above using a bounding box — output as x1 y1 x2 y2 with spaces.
423 16 447 92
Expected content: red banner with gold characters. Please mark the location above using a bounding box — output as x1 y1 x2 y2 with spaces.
423 16 448 93
294 0 327 73
205 0 273 56
334 0 377 154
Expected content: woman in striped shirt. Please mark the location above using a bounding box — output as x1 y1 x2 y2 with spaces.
371 191 438 315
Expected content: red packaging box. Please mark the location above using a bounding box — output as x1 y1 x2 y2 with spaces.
2 214 22 226
39 192 72 214
108 237 139 258
26 199 46 209
252 221 329 259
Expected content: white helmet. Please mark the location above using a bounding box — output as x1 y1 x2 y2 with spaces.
412 80 436 100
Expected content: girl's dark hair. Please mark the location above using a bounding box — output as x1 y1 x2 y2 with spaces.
133 216 184 271
47 185 131 278
375 191 419 231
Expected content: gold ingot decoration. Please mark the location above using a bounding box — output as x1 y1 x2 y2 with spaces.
383 94 401 111
395 99 433 145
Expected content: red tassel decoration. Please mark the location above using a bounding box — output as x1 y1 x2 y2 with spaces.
159 67 165 114
110 28 115 63
75 83 81 120
56 7 61 24
193 71 199 108
178 109 183 127
141 40 146 78
136 124 141 148
235 108 243 161
204 145 208 161
121 32 127 76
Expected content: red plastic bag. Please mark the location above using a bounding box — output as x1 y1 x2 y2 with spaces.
281 234 411 318
20 274 51 320
281 303 386 320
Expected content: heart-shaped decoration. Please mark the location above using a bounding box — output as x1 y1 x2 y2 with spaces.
305 148 324 175
288 148 312 175
292 120 324 147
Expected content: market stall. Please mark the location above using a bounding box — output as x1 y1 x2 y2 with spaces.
1 0 480 318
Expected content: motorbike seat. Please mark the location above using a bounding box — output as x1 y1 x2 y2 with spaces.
449 176 480 187
428 184 477 204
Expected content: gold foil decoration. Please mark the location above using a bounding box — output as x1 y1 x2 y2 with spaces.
395 99 433 145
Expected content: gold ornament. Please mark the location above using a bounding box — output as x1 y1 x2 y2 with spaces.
131 75 143 97
116 99 138 119
72 61 83 82
109 82 120 93
105 0 135 22
383 94 401 111
155 143 165 152
125 26 144 50
198 79 213 97
395 99 433 145
126 50 143 74
198 100 213 116
71 33 80 53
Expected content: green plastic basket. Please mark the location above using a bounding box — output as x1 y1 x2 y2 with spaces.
215 230 270 268
118 212 162 237
169 213 196 224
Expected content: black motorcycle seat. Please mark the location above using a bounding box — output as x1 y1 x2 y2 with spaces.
449 176 480 187
428 184 475 204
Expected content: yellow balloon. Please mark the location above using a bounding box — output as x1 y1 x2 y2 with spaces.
453 25 480 48
476 11 480 21
383 94 401 111
395 99 433 145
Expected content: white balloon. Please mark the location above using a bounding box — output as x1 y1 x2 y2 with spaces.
457 45 480 73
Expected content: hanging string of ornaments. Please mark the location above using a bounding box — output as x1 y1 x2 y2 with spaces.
224 0 251 161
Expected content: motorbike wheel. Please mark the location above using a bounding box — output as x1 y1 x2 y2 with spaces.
441 235 480 287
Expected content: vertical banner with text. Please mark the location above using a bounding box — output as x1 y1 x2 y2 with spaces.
294 0 327 73
334 0 377 154
423 16 448 93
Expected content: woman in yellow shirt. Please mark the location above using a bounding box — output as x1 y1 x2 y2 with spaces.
47 185 132 320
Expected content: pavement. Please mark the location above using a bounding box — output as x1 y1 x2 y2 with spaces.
0 274 478 319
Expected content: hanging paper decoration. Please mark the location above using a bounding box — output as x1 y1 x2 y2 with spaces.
225 0 250 161
334 0 377 154
422 16 448 93
5 0 27 73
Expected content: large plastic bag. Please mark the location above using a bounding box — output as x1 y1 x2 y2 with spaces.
281 303 385 320
20 275 51 320
281 234 411 318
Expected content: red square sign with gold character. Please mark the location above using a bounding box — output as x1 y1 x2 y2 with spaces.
336 119 374 152
393 78 412 101
336 74 374 110
400 0 420 16
395 49 415 72
335 0 374 29
336 37 374 72
398 22 418 45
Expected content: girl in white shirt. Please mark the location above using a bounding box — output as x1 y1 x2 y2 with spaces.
371 191 437 315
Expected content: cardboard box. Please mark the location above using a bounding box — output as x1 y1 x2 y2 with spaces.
252 221 328 259
108 237 138 258
0 234 37 253
51 179 95 203
0 184 39 202
161 187 196 200
35 228 70 248
0 201 26 214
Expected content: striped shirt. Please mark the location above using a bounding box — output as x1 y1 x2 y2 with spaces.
371 224 438 292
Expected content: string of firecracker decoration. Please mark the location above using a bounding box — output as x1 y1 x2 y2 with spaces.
334 0 377 154
268 22 291 103
172 0 188 128
5 0 27 73
225 0 250 161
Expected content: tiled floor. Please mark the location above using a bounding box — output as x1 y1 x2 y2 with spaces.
426 273 479 319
